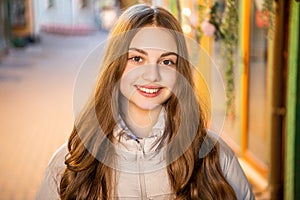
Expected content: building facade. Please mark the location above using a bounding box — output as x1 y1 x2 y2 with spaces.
153 0 299 199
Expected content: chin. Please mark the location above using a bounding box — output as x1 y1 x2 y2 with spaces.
135 102 162 111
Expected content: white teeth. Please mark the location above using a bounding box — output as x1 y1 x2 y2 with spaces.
137 86 160 94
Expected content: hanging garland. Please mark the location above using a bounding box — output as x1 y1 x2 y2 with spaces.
195 3 206 42
194 0 238 118
220 0 238 119
261 0 275 39
187 0 274 119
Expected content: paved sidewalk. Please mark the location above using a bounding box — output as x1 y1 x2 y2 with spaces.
0 31 108 200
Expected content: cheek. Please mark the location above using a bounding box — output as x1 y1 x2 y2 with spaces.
121 71 137 86
122 63 143 79
161 67 177 89
120 65 140 94
122 63 133 75
120 73 132 96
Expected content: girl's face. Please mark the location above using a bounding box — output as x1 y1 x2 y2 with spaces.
120 27 178 112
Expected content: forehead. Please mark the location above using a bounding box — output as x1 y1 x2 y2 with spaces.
129 27 177 53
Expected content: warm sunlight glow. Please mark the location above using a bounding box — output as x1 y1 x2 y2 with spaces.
182 24 192 34
182 8 192 17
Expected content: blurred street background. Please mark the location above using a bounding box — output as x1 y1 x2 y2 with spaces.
0 31 108 199
0 0 299 200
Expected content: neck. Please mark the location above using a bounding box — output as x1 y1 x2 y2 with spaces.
120 100 162 138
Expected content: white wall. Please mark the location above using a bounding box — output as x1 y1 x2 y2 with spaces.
73 0 95 26
36 0 95 27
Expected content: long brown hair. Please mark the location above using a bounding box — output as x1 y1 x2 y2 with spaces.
60 4 237 199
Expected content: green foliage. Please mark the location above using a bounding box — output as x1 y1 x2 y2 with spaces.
220 0 238 118
195 4 206 42
209 2 225 40
194 0 239 118
262 0 275 39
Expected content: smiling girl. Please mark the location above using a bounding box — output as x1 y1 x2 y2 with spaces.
36 4 254 200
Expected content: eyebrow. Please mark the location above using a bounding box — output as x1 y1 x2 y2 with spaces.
160 52 178 58
128 48 148 55
128 47 178 58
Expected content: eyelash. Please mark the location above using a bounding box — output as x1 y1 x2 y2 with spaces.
129 56 143 63
160 60 176 66
128 55 177 66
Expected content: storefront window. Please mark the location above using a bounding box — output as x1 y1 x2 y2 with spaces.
11 0 26 28
213 39 241 147
81 0 88 8
48 0 55 8
0 0 9 53
211 0 241 148
247 0 268 164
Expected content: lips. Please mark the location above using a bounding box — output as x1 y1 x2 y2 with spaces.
135 85 162 97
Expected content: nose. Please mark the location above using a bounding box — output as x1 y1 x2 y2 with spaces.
142 63 161 82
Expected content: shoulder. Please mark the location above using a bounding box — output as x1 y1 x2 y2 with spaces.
206 130 255 200
206 131 235 172
205 130 238 172
46 143 68 173
35 143 68 200
43 143 68 186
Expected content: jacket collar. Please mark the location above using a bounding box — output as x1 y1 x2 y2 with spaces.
114 108 166 142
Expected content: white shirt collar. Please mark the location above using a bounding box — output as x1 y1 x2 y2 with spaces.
114 108 166 141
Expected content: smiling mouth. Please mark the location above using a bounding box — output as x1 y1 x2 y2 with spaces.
136 85 162 97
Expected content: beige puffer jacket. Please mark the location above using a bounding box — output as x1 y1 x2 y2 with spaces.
36 113 255 200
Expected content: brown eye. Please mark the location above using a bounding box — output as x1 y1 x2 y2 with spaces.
161 60 176 66
130 56 143 63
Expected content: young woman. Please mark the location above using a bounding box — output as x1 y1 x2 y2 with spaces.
36 4 254 200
